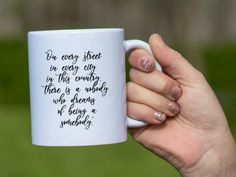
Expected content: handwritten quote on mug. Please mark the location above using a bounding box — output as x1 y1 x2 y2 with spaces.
41 49 109 130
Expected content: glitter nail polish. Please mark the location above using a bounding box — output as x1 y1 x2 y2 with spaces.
140 58 153 70
170 85 182 100
168 102 180 114
154 111 166 122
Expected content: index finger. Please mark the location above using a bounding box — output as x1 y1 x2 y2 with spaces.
128 49 155 73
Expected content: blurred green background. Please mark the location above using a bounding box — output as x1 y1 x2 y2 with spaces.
0 0 236 177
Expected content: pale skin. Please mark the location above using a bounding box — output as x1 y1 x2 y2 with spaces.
127 34 236 177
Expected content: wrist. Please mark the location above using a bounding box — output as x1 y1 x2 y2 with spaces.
181 129 236 177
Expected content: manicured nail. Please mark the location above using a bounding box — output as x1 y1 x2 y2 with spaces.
168 102 180 115
140 58 153 70
170 85 182 100
154 111 166 122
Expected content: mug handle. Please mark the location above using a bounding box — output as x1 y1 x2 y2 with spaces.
124 39 162 128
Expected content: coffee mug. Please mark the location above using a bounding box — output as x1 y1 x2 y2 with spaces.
28 28 161 146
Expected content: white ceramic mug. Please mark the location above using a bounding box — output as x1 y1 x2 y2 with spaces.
28 28 161 146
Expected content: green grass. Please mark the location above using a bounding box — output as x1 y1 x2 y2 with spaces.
0 105 180 177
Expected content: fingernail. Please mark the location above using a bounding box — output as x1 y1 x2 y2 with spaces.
154 34 165 45
168 102 180 115
170 85 182 100
140 58 153 71
154 111 166 122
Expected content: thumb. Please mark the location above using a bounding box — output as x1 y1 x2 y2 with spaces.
149 34 200 82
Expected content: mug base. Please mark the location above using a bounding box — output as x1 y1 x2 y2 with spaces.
32 138 127 147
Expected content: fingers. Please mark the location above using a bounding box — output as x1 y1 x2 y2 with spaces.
127 82 180 117
127 35 187 125
128 102 166 124
129 68 182 101
149 34 200 80
128 49 155 72
128 48 182 101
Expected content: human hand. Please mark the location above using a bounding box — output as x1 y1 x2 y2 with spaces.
127 34 236 177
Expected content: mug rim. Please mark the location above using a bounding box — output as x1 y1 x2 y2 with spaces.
28 28 124 35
